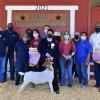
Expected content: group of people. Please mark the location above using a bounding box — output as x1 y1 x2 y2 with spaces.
0 23 100 94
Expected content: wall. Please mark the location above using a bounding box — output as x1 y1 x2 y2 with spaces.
91 7 100 34
0 0 90 34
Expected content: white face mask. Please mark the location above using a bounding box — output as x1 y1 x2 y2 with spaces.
33 33 39 38
44 29 48 34
81 36 86 41
23 37 28 43
64 35 70 40
0 35 2 38
0 27 2 31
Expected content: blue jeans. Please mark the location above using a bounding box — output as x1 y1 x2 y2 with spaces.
5 54 15 80
76 62 88 86
94 62 100 87
60 57 73 86
15 62 29 84
0 56 6 82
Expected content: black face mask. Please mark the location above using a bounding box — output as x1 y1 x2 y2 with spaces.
75 35 79 40
48 34 53 38
8 26 13 31
95 28 100 33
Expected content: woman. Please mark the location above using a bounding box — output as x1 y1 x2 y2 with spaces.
59 32 76 87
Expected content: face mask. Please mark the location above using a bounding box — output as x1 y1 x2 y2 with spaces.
75 35 79 40
0 34 2 38
8 26 13 31
95 28 100 33
81 36 86 41
44 29 48 34
47 34 53 38
64 35 69 40
23 37 28 43
27 31 32 34
33 33 39 38
0 27 2 32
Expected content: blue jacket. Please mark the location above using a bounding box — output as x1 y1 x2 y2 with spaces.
0 35 7 57
14 40 29 65
38 38 60 64
3 30 19 54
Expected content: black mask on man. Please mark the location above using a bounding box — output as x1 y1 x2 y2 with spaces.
48 34 53 38
75 35 79 40
8 26 13 31
95 28 100 33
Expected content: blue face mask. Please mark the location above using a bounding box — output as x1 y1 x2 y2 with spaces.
81 36 86 41
64 34 69 40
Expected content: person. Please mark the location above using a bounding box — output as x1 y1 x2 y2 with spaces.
0 28 8 83
72 32 80 79
41 25 50 38
29 29 41 48
53 31 61 83
29 29 41 69
75 32 92 88
59 32 76 87
38 29 60 94
25 28 33 44
3 23 19 81
14 34 29 85
89 26 100 90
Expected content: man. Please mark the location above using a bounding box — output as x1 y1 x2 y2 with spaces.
14 34 29 85
53 32 61 83
75 32 92 88
89 26 100 91
3 23 19 81
72 32 80 79
0 28 8 83
41 25 50 38
38 29 60 94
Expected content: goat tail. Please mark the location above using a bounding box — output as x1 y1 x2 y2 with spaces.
19 72 25 76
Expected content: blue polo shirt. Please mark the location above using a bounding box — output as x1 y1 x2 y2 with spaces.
14 40 29 64
3 30 19 54
0 36 7 57
75 40 92 63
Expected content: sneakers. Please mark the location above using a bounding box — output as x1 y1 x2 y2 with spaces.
15 82 19 86
82 85 87 88
54 89 60 94
99 88 100 92
68 84 72 88
93 84 99 88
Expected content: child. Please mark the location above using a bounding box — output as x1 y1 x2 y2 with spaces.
14 34 29 85
0 31 8 83
29 29 41 68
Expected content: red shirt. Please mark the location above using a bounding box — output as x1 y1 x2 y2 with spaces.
59 40 76 55
29 38 40 47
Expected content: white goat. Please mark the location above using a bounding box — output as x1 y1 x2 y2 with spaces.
18 64 54 93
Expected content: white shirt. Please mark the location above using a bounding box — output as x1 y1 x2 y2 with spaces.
89 32 100 62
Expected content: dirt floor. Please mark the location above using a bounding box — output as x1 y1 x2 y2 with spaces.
0 80 100 100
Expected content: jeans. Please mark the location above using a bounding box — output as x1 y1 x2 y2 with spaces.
94 62 100 87
76 62 88 86
0 56 6 82
60 57 73 86
5 54 15 80
15 63 28 84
